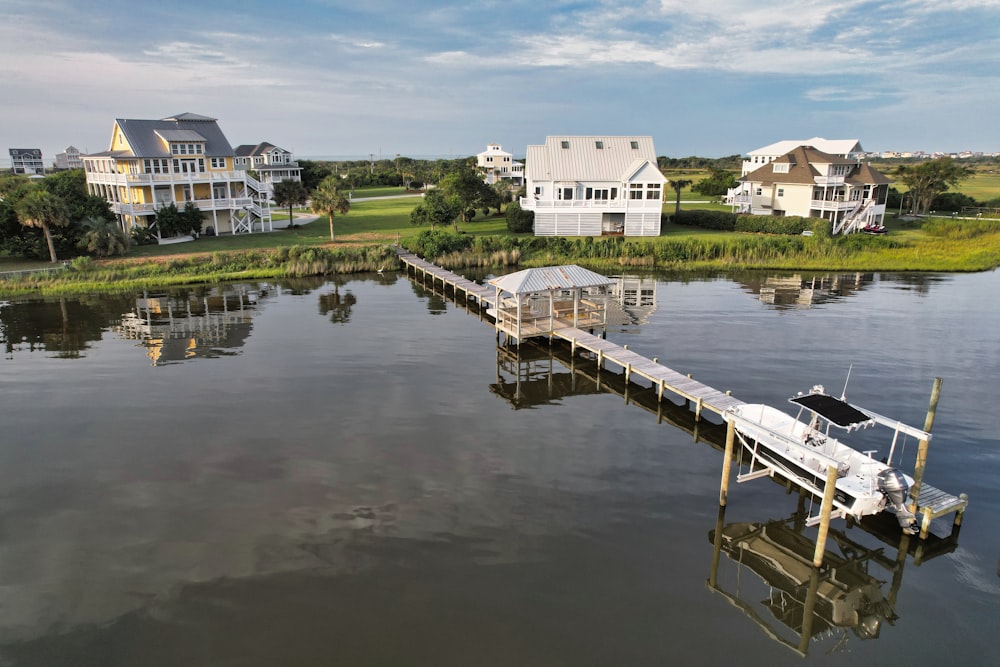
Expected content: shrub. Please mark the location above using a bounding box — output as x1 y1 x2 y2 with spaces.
410 228 473 259
672 209 737 230
735 214 813 235
505 201 534 233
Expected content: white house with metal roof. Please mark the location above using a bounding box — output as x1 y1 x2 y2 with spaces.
521 136 667 237
82 113 272 238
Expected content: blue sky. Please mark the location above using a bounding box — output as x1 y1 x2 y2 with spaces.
2 0 998 165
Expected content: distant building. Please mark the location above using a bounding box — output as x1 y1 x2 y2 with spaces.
521 136 666 237
9 148 45 175
476 143 523 186
731 145 891 234
82 113 273 237
233 142 302 196
54 146 83 170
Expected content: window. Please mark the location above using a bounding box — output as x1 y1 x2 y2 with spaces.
534 186 542 196
646 184 661 200
772 163 789 174
629 184 643 200
595 141 604 149
210 157 225 169
561 141 570 149
755 187 763 196
630 141 639 149
777 188 784 197
560 187 574 200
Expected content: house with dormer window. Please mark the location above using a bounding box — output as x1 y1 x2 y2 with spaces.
82 113 272 238
733 145 891 234
521 136 667 237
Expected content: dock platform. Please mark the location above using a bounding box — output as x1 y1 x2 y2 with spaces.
394 246 967 537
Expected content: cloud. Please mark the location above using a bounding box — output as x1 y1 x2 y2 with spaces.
328 33 387 49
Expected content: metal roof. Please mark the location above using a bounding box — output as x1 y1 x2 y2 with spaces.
112 115 236 158
525 136 662 183
154 129 206 142
747 138 863 157
489 265 614 295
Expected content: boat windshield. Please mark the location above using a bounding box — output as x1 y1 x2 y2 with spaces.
788 393 873 429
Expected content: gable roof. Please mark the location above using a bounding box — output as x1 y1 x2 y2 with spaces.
112 114 235 158
526 136 663 183
234 142 288 157
740 145 891 186
489 265 614 295
747 137 863 158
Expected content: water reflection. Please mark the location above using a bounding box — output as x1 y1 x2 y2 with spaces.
606 275 657 328
707 497 961 657
115 284 273 365
0 295 133 359
733 272 874 309
318 282 357 323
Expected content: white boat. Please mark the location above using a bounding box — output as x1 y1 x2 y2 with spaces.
724 385 928 532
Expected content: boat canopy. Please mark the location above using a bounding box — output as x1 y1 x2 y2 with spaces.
789 393 874 429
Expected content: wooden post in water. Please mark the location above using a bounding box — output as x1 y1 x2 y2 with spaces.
719 419 735 506
695 397 704 422
812 465 839 567
908 377 942 517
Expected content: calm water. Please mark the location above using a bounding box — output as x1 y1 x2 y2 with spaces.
0 269 997 666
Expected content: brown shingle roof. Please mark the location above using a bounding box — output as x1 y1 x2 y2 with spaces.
740 145 890 187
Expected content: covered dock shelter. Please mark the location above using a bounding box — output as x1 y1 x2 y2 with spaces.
487 265 613 343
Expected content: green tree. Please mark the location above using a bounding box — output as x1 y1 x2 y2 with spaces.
409 189 461 231
272 179 309 227
181 201 204 236
78 216 129 257
154 203 183 238
692 167 738 197
895 158 974 215
15 188 70 262
437 167 489 222
669 179 693 217
311 175 351 241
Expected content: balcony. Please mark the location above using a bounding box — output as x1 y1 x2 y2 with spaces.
810 198 858 211
113 197 253 216
521 197 658 211
813 175 845 186
88 171 247 185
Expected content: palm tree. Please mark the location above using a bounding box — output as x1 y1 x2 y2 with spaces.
273 179 308 227
16 188 69 263
670 179 693 217
311 175 351 242
79 216 128 258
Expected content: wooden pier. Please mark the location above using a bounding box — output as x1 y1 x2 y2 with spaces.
395 247 968 539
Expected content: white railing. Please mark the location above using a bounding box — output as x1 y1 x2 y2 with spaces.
810 198 856 211
813 176 845 186
521 197 659 211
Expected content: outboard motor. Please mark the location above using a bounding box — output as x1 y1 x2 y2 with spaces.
877 468 919 533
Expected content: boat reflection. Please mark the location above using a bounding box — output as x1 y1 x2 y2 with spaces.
706 498 957 656
115 284 273 366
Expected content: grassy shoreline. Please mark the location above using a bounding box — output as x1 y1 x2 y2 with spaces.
3 199 999 297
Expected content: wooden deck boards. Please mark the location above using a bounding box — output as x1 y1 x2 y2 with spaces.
554 327 743 417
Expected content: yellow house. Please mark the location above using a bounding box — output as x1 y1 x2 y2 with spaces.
82 113 271 237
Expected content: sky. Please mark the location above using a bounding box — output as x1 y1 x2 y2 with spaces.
1 0 998 166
